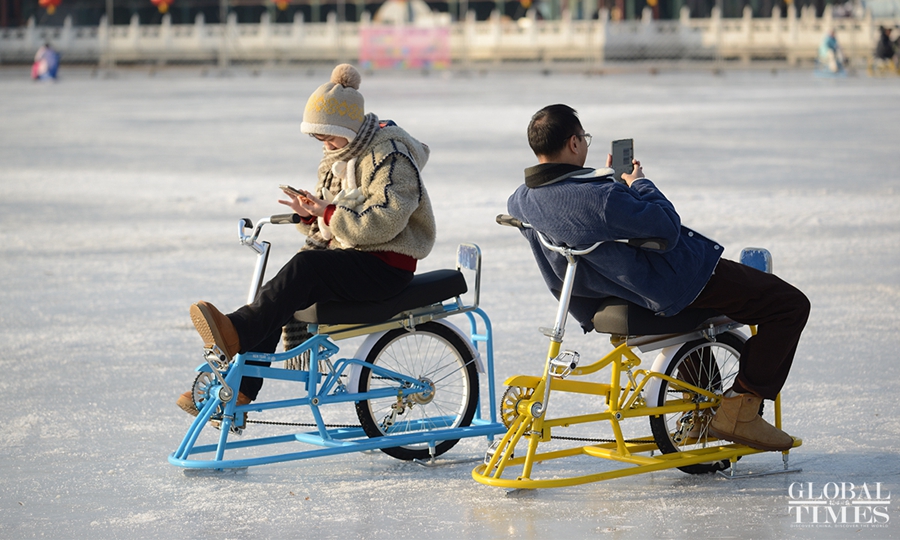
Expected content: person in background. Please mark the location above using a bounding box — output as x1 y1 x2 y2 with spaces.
818 29 845 73
874 25 899 72
176 64 435 417
31 42 60 81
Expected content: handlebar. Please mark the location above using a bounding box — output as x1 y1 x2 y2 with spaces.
496 214 526 229
239 213 302 253
495 213 668 254
271 213 303 225
238 213 303 301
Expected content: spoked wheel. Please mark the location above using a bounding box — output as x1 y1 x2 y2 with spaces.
354 322 479 461
649 333 745 474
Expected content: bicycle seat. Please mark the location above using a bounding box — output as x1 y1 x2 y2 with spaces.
592 297 721 336
294 269 468 325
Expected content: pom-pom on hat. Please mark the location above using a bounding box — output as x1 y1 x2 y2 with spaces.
301 64 365 141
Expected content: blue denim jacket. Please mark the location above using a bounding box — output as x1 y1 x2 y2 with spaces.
507 163 722 331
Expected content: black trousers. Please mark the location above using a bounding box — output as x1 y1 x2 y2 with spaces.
687 259 810 400
227 249 414 400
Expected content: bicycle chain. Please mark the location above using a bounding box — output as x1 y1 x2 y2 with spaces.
245 419 361 429
551 435 656 444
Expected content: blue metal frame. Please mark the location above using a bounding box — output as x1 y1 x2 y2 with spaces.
169 307 504 470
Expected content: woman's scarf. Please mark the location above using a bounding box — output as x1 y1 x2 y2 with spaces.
303 113 379 251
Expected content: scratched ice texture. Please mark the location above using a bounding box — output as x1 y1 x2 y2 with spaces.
1 65 898 539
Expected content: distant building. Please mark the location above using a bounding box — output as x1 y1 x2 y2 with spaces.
0 0 863 28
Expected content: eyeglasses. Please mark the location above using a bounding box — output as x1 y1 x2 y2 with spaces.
310 133 335 142
581 132 592 148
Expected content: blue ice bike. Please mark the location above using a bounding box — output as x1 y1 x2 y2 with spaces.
169 214 505 470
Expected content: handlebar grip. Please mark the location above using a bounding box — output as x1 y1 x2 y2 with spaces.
496 214 525 229
496 212 664 251
271 213 302 225
627 238 668 251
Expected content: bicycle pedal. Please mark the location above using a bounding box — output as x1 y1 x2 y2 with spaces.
549 350 580 379
210 414 245 435
484 439 514 465
203 346 229 368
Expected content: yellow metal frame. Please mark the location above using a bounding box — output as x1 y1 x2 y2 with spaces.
472 332 801 490
867 57 900 77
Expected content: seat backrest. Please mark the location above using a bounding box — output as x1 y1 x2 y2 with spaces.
456 243 482 309
739 247 774 274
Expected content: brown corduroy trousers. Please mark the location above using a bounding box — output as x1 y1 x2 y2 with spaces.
687 258 811 400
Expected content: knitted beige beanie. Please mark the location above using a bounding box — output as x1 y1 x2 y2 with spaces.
301 64 365 141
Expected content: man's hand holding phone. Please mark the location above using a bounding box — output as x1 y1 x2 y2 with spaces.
620 160 644 186
607 139 645 187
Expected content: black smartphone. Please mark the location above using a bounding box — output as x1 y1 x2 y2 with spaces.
611 139 634 183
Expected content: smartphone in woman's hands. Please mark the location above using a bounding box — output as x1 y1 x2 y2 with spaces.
279 185 314 204
280 184 305 197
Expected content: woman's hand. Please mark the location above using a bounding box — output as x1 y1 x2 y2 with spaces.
279 187 328 217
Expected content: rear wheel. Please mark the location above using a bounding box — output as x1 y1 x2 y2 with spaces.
354 322 479 461
649 333 744 474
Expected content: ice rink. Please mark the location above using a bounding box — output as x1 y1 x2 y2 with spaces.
1 65 899 539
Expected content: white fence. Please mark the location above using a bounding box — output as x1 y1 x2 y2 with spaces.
0 5 894 66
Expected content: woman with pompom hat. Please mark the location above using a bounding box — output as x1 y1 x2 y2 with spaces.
176 64 435 415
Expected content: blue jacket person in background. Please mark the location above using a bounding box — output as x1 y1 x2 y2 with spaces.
507 104 810 452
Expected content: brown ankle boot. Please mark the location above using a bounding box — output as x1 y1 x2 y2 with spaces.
176 390 199 416
709 393 794 451
190 301 241 360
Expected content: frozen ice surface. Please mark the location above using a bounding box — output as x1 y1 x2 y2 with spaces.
1 66 898 539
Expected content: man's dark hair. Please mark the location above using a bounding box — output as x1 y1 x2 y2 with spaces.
527 104 583 157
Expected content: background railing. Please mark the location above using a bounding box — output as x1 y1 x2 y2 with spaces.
0 4 895 66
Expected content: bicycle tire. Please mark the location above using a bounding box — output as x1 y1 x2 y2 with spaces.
354 322 479 461
649 332 745 474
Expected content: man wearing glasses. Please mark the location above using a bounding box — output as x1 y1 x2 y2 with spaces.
507 103 809 453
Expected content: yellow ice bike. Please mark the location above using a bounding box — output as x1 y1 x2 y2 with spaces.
472 216 801 490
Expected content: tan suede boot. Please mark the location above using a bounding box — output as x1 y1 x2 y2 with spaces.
190 301 241 360
176 391 200 416
709 393 794 451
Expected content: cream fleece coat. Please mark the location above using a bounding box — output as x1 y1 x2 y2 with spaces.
297 124 436 260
